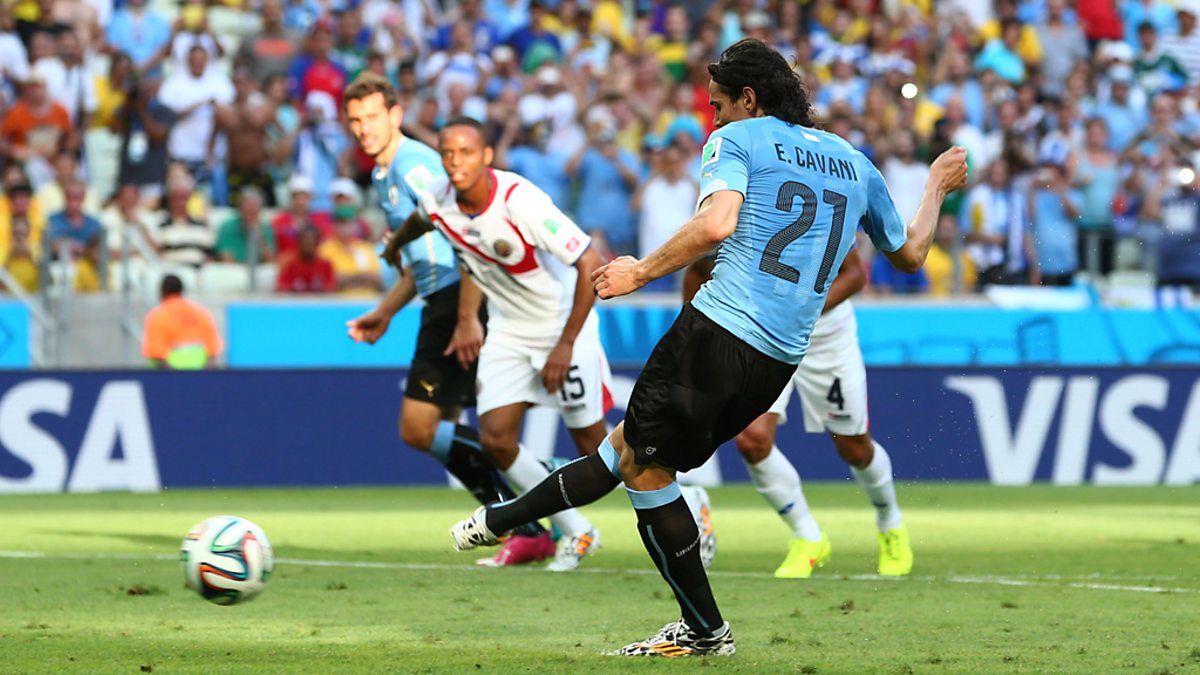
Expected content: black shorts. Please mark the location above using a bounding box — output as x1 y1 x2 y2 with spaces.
405 283 483 408
624 304 796 472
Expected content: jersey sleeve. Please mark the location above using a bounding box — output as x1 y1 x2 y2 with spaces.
697 123 752 206
861 162 908 253
507 180 590 265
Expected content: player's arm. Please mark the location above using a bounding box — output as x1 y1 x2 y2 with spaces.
444 269 485 370
543 245 605 394
594 190 742 299
346 266 417 344
821 247 866 313
682 256 715 303
877 147 968 273
381 204 435 265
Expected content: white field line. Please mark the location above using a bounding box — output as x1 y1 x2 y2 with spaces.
2 550 1198 595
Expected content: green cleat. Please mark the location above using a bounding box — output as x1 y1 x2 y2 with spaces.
773 532 831 579
878 526 913 576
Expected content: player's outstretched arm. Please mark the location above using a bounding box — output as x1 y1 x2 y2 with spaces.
593 190 743 299
347 267 417 344
444 270 485 370
821 248 866 313
381 204 436 264
882 147 968 273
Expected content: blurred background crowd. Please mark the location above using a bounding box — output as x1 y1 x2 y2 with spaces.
0 0 1198 298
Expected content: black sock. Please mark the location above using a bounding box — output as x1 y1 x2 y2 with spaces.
632 490 723 636
434 423 545 537
486 453 621 534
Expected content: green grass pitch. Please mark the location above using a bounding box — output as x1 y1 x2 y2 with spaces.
1 484 1198 673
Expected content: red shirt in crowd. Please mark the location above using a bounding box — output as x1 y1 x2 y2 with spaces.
276 256 335 293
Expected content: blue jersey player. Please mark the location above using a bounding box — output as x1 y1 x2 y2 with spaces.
343 73 553 566
450 39 967 655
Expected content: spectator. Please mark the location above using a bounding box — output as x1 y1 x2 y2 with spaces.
483 45 522 100
930 48 987 129
272 173 326 260
318 204 382 295
288 18 348 103
1134 20 1188 95
104 0 171 76
215 187 276 264
567 119 640 258
263 72 301 189
434 0 500 55
925 214 978 296
1034 0 1089 97
881 129 931 224
331 7 369 77
3 217 40 293
329 177 373 240
1122 0 1179 48
508 1 562 71
101 182 159 257
0 11 32 105
158 45 234 187
234 0 299 82
815 48 869 115
1092 65 1148 152
47 179 102 260
634 142 696 260
155 174 213 267
0 177 46 270
142 274 222 368
36 150 100 215
219 68 277 207
1073 118 1121 275
33 29 97 128
166 1 225 72
112 76 174 209
0 71 76 179
1028 160 1083 286
1161 0 1200 86
72 234 105 292
1143 163 1200 293
421 20 491 112
974 18 1027 85
496 120 569 208
93 51 131 130
517 66 580 153
276 227 334 292
964 158 1030 286
293 90 348 212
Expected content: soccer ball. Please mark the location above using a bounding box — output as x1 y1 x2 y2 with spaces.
181 515 274 605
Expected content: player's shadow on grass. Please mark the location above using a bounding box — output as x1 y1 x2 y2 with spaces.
37 530 386 560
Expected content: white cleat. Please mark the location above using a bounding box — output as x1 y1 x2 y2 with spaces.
545 527 600 572
681 485 717 569
449 506 499 551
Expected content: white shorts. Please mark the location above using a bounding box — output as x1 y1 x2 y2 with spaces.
476 317 613 429
767 309 868 436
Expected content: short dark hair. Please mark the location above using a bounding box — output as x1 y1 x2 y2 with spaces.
343 71 398 110
441 117 489 145
707 38 814 127
161 274 184 297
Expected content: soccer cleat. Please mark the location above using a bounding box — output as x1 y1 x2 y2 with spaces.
611 620 736 657
773 532 832 579
545 527 600 572
475 532 556 567
877 525 913 576
449 506 499 551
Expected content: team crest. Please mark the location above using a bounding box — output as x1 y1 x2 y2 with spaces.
701 137 722 167
388 186 399 206
493 240 514 258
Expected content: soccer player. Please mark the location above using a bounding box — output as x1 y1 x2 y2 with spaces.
450 38 967 655
383 115 617 572
342 73 552 566
685 248 914 579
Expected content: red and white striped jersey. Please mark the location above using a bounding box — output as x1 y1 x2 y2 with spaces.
420 169 593 341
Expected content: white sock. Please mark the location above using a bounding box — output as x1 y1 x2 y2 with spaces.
746 446 822 540
503 445 593 537
851 441 902 532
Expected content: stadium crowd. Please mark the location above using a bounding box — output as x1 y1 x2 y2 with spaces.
0 0 1198 296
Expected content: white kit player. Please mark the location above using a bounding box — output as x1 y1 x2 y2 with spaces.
387 117 716 570
685 246 913 578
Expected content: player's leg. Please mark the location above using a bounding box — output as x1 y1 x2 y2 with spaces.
734 403 830 578
833 431 911 576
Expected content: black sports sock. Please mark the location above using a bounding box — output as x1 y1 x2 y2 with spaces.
437 424 545 537
634 495 723 636
486 453 621 534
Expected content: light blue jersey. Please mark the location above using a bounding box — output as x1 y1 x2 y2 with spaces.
691 117 907 364
372 137 460 298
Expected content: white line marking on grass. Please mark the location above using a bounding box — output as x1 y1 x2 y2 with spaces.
2 550 1197 595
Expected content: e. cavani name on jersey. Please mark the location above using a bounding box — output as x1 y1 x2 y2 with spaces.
419 169 595 342
771 142 859 182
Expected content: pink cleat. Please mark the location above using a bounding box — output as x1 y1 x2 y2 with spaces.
475 532 556 567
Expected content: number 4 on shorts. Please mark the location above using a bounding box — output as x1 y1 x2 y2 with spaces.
826 377 845 411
